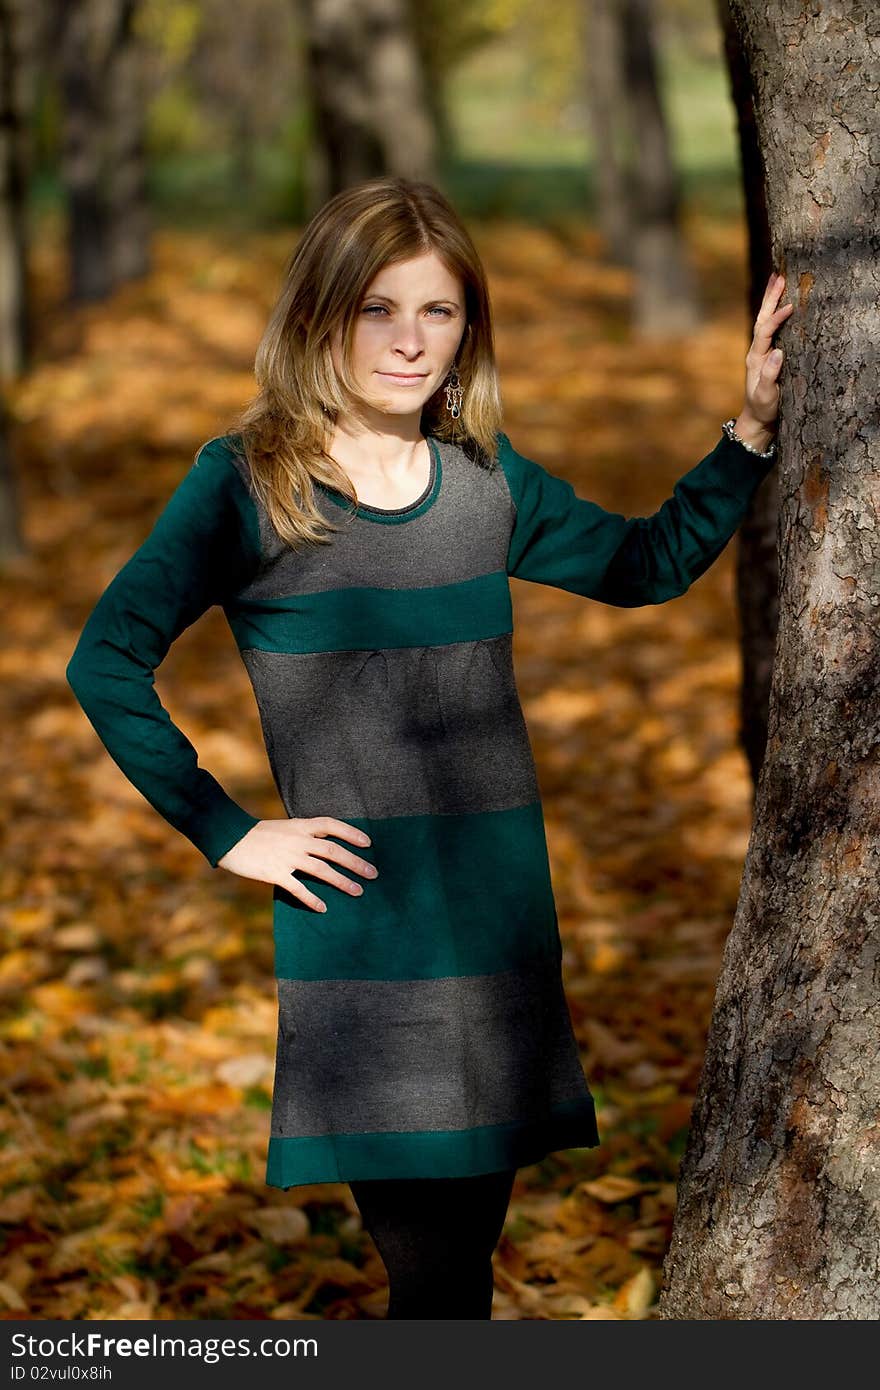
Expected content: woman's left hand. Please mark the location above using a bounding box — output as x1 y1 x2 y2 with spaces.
741 270 795 431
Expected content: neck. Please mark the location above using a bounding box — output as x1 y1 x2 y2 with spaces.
327 418 428 483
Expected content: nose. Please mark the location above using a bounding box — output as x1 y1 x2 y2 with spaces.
391 319 427 360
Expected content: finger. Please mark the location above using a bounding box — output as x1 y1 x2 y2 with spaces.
762 270 787 304
751 300 792 354
745 307 795 366
309 836 378 878
298 852 367 898
768 298 794 323
309 816 371 847
281 873 328 914
756 275 790 330
766 347 784 372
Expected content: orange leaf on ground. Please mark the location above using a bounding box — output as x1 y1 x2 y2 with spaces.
580 1175 646 1204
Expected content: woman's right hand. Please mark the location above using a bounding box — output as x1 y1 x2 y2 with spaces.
217 817 378 912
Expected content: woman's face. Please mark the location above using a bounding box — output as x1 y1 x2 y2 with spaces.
330 251 466 420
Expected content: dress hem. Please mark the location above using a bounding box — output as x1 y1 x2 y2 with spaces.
264 1094 600 1189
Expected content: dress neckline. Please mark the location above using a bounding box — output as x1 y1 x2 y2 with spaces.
317 436 442 526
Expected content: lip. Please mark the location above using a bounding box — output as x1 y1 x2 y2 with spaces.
377 372 429 383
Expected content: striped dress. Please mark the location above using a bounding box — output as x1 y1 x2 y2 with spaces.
66 426 774 1189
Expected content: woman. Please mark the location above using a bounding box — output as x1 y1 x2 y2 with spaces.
66 175 792 1319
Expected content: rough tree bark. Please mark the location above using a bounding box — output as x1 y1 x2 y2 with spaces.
660 1 880 1319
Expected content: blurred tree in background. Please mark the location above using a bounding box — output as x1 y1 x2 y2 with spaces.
18 0 744 235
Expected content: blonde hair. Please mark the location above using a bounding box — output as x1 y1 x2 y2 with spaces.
226 175 504 548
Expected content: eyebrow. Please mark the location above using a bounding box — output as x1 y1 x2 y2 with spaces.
361 294 461 307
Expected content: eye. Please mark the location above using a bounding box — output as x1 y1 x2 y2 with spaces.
361 305 453 317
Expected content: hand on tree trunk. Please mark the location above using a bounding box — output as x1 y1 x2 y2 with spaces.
737 271 795 446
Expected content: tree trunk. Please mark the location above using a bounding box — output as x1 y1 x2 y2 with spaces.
0 0 31 565
55 0 112 302
366 0 436 181
582 0 632 263
660 1 880 1319
734 462 779 795
231 104 258 194
718 0 779 790
0 0 33 379
621 0 701 336
105 0 150 285
0 393 24 563
54 0 148 303
300 0 437 214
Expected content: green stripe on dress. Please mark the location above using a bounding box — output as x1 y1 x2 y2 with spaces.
272 798 560 980
225 569 513 653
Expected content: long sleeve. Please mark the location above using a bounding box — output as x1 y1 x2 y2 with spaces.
498 428 776 606
66 438 264 868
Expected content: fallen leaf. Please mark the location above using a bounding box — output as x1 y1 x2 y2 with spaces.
580 1175 645 1204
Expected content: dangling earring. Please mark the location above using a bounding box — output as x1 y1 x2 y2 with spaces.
444 364 463 419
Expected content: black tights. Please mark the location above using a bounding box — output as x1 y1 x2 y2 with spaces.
349 1167 517 1319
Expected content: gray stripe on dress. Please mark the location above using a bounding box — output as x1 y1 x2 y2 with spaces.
271 957 591 1137
227 435 515 600
240 631 540 820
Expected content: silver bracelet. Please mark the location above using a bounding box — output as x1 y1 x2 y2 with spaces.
721 416 776 460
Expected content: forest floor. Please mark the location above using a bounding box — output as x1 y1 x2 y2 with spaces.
1 210 765 1319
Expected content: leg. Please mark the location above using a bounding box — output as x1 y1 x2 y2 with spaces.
349 1167 517 1319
